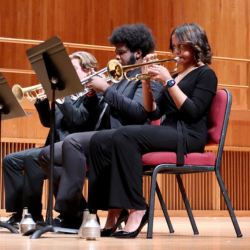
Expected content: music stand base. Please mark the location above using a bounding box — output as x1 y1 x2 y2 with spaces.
0 221 19 233
23 226 79 238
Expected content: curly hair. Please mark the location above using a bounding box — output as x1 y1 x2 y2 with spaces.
169 23 213 64
108 23 156 57
69 51 98 71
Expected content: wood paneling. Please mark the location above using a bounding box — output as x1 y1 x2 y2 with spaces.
0 0 250 214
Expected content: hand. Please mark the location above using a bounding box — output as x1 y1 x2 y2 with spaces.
86 76 110 93
38 88 46 101
142 53 158 75
56 98 65 104
87 68 95 77
147 65 172 83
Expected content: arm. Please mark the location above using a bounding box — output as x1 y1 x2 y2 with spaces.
102 83 147 123
146 66 217 122
179 68 218 122
34 98 51 128
82 92 102 112
103 78 162 124
148 65 187 109
56 96 91 129
142 78 157 112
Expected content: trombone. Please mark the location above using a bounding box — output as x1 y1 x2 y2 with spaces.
12 68 111 102
107 57 179 83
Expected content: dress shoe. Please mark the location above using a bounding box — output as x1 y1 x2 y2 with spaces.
32 215 44 223
36 212 86 230
111 208 149 238
36 214 64 228
5 213 22 229
101 209 129 237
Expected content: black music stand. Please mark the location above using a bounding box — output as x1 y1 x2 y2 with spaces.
23 36 84 239
0 72 29 233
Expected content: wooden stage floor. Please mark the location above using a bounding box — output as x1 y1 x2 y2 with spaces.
0 216 249 250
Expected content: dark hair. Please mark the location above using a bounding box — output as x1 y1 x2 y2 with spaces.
169 23 212 64
108 23 156 57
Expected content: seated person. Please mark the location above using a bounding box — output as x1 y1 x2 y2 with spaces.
3 51 99 228
87 23 218 238
38 23 163 229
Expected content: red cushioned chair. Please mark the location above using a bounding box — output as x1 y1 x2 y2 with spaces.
142 89 242 238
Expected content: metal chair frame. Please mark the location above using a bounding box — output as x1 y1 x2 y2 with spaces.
143 89 242 238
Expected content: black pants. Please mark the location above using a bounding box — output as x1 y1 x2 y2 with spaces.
88 125 204 211
38 131 98 216
3 147 44 218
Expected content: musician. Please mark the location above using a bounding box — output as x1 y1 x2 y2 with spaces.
87 23 218 238
38 23 163 230
2 51 99 228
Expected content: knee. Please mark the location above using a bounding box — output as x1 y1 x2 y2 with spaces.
23 150 38 164
23 151 43 173
112 127 133 145
2 154 13 171
38 147 50 168
89 132 108 151
89 132 100 146
62 134 82 152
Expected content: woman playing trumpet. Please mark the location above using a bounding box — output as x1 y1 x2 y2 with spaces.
87 23 218 238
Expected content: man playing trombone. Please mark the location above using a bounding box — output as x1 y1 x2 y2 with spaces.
2 51 99 228
38 23 162 230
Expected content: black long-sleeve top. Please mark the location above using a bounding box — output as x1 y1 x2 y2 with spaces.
147 65 218 164
83 68 163 131
34 94 99 146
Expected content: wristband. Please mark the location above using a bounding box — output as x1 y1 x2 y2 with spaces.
165 79 176 88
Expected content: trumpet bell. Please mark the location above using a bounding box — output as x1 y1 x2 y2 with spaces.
107 59 123 83
107 57 179 83
12 84 24 102
12 84 44 102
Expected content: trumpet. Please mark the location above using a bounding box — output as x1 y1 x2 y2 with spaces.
80 67 111 95
12 84 46 102
107 57 179 83
12 68 111 102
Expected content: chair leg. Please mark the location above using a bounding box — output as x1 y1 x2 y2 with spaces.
176 174 199 235
147 165 169 238
156 181 174 233
215 170 243 237
147 170 157 239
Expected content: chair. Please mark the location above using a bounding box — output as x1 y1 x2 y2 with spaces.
142 89 242 238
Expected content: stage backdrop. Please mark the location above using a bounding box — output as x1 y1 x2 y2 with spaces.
0 0 249 216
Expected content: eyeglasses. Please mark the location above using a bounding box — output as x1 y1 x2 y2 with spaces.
115 49 128 56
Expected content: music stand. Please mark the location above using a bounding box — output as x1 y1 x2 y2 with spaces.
0 72 29 233
23 36 84 239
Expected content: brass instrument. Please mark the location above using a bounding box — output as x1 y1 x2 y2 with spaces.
12 84 45 102
80 67 110 95
12 67 111 102
107 57 179 83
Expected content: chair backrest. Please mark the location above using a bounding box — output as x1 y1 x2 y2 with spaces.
206 89 232 146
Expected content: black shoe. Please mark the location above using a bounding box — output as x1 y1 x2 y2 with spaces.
32 215 44 223
5 213 22 229
36 213 63 228
101 209 129 237
111 208 149 238
36 213 81 230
